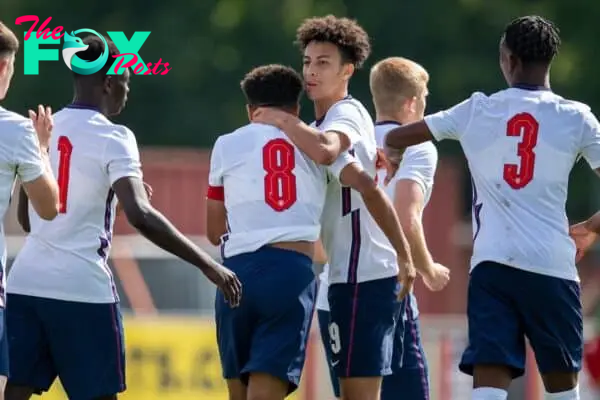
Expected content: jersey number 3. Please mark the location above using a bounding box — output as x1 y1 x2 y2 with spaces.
503 112 538 190
262 139 297 212
57 136 73 214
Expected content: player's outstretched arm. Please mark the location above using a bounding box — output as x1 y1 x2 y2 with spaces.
384 121 434 151
112 176 241 306
17 186 30 233
252 107 350 165
18 105 60 221
338 163 416 298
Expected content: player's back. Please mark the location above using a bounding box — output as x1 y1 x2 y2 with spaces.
436 87 599 281
212 123 327 258
316 97 399 284
8 105 141 303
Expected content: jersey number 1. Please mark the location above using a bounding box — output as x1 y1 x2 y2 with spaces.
503 113 539 190
57 136 73 214
263 139 297 212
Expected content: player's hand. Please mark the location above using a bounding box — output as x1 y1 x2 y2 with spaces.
397 259 416 300
204 264 242 308
383 145 403 186
570 221 598 263
29 105 53 152
252 107 293 129
421 262 450 292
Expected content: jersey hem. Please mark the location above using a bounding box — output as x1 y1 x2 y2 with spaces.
328 268 398 285
470 257 579 282
6 288 119 304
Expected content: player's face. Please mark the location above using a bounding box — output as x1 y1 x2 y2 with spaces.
0 53 15 100
106 69 130 116
302 41 353 101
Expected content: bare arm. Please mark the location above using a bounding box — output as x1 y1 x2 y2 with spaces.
20 151 59 221
384 121 434 151
17 186 30 233
278 117 350 165
338 164 411 265
394 180 434 275
252 107 351 165
113 176 241 305
206 199 227 246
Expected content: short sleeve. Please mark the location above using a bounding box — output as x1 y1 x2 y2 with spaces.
207 137 225 200
104 127 143 185
394 143 438 195
326 150 362 182
320 102 364 145
424 92 483 141
14 121 44 183
580 109 600 170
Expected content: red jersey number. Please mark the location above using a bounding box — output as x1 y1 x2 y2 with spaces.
262 139 297 212
503 113 539 190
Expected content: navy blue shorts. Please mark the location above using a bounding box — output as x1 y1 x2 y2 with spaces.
0 308 8 378
319 294 428 398
382 298 429 400
7 294 126 399
215 246 316 394
460 261 583 378
328 276 402 378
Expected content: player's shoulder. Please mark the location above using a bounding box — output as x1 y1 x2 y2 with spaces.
0 107 33 135
327 96 372 122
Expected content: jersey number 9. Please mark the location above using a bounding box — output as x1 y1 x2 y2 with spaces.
262 139 297 212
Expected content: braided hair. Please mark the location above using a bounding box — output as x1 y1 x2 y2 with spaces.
503 16 560 65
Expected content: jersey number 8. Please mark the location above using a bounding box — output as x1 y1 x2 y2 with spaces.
262 139 297 212
503 112 539 190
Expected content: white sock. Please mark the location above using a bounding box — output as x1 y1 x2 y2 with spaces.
545 385 580 400
472 387 508 400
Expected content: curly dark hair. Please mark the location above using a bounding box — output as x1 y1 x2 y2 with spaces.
295 15 371 68
503 15 560 65
240 64 303 108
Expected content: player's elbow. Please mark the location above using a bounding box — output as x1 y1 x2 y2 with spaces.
37 206 58 221
123 203 153 231
316 147 338 165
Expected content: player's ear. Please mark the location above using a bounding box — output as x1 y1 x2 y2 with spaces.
0 57 8 77
291 104 300 116
103 75 112 95
341 63 354 81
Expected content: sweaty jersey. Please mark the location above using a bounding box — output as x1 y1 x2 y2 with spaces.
207 122 353 258
0 108 46 307
317 121 438 311
317 97 399 284
8 105 143 303
424 87 600 282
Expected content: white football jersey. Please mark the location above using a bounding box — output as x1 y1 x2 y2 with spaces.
318 97 399 284
317 121 438 312
8 105 143 303
424 87 600 281
0 108 46 307
208 123 352 258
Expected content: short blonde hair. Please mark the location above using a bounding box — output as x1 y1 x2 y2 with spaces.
369 57 429 114
0 22 19 56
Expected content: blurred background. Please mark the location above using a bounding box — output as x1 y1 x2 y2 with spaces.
3 0 600 398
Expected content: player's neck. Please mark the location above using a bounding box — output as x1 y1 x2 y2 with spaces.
313 91 349 121
72 94 108 115
375 112 416 126
512 72 551 90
